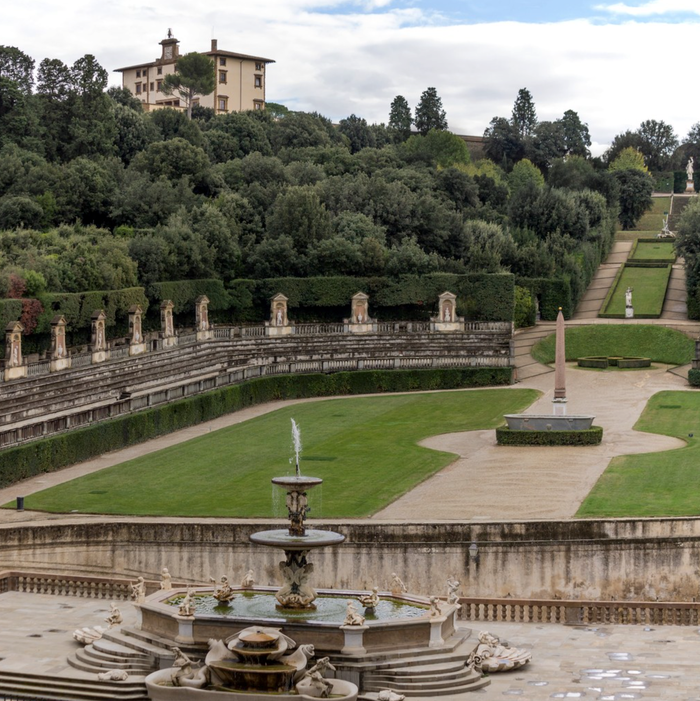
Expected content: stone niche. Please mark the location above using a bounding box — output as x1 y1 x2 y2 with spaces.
265 293 293 336
90 310 108 364
195 295 212 341
160 300 177 348
345 292 377 334
430 292 464 332
128 305 146 356
4 321 26 381
50 315 71 373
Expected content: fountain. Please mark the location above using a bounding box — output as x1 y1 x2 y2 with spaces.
143 419 485 699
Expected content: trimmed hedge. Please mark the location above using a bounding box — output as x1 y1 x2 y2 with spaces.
0 367 512 488
577 356 651 368
689 369 700 387
148 279 231 314
516 277 573 320
496 426 603 446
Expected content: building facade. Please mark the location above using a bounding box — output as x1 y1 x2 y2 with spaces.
114 31 274 114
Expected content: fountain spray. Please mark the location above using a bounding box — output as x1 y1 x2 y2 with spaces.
291 418 302 477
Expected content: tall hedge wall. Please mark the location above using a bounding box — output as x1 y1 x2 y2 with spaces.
0 367 512 488
0 299 23 330
516 277 573 320
147 279 231 313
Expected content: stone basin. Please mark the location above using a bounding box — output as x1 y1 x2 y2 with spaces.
207 658 296 693
503 414 595 431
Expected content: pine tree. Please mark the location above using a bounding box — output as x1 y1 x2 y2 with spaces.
511 88 537 138
162 53 216 119
414 87 447 136
388 95 412 142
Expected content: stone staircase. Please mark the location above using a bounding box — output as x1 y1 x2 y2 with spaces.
668 193 696 232
512 323 555 381
661 261 688 320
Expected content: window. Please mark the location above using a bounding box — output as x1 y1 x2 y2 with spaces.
254 75 262 88
255 62 263 71
150 82 154 91
219 70 227 84
136 70 141 78
219 57 226 66
192 98 199 107
218 97 228 112
253 101 263 110
157 80 163 92
157 67 162 75
135 84 142 94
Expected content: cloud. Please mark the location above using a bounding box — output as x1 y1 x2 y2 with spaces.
597 0 700 16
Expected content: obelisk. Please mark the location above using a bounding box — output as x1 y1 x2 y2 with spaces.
552 307 567 416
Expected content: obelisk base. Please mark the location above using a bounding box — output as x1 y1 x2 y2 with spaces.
552 398 567 416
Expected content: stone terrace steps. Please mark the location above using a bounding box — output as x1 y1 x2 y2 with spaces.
512 323 555 381
0 670 148 701
661 264 688 320
668 193 696 231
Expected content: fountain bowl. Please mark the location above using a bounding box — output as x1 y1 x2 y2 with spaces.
249 528 345 550
272 475 323 490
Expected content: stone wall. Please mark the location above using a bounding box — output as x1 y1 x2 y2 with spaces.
1 518 699 602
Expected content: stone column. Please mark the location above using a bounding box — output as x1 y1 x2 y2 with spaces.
128 305 146 356
4 321 26 381
553 308 567 416
91 310 108 364
266 293 292 336
195 295 212 341
160 300 177 348
50 315 71 373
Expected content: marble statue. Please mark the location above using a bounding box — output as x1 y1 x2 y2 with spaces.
443 304 451 322
178 588 196 617
358 586 380 609
429 596 443 617
213 576 235 604
447 575 460 605
241 569 255 588
130 576 146 604
160 567 172 591
343 600 366 626
390 572 407 596
468 630 532 673
378 691 406 701
276 308 283 326
688 156 694 181
171 647 203 687
279 643 316 681
297 657 336 698
277 554 316 609
105 602 123 628
286 489 309 536
97 669 129 681
625 286 633 308
72 626 106 645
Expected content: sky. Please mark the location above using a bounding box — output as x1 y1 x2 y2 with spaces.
3 0 700 156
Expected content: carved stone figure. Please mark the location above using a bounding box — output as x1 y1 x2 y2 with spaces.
286 489 309 537
171 647 201 687
105 602 123 628
378 691 406 701
72 626 106 645
429 596 443 617
625 286 633 308
468 630 532 673
298 657 336 696
241 569 255 588
443 303 451 322
97 669 129 681
447 575 460 605
129 305 143 344
343 600 365 626
390 572 407 596
688 156 694 181
277 551 316 609
213 576 235 604
358 586 380 609
160 567 172 591
178 588 196 617
279 643 315 681
130 576 146 604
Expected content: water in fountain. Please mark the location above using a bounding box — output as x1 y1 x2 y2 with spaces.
291 418 301 477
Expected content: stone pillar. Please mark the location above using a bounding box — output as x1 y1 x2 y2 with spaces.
4 321 26 381
345 292 376 334
430 291 464 332
340 624 368 655
266 293 292 337
91 310 108 364
128 305 146 356
49 315 71 373
553 308 567 416
195 295 212 341
160 300 177 348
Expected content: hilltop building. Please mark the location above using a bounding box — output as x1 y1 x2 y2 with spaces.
114 31 274 114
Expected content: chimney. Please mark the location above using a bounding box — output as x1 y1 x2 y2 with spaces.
211 39 218 52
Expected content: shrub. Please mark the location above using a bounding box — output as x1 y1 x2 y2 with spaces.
688 369 700 387
495 426 603 446
513 285 536 328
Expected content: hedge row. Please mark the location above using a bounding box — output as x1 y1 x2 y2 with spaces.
516 277 573 320
0 367 513 488
148 279 231 314
689 369 700 387
495 426 603 446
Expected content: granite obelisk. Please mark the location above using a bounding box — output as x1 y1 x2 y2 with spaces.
552 307 567 416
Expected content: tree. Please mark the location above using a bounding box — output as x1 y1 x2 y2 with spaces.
511 88 537 138
338 114 375 154
401 130 470 168
613 168 653 230
603 130 644 168
161 52 215 119
560 109 591 157
609 146 648 173
107 86 143 111
528 120 567 173
0 46 35 94
509 159 544 193
388 95 412 142
483 116 525 171
637 119 678 171
266 186 331 253
414 87 447 135
675 198 700 316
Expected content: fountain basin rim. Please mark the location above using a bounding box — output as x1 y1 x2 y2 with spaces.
271 475 323 489
250 528 345 549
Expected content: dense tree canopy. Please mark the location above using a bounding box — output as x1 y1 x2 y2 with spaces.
414 87 447 135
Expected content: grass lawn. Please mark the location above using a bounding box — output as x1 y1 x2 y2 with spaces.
577 391 700 517
630 241 676 261
616 196 670 234
615 231 661 241
531 325 693 366
601 266 671 316
17 389 538 518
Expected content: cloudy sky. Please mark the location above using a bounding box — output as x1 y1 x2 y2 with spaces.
3 0 700 155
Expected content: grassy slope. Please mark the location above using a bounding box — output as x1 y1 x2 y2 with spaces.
629 241 676 261
577 391 700 517
602 266 671 316
20 389 538 518
531 325 693 366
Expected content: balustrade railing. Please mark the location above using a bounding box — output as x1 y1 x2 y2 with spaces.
26 361 50 377
293 323 345 335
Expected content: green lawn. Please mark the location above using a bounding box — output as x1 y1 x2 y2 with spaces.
18 389 538 518
630 241 676 261
531 325 693 366
602 266 671 316
617 196 671 234
577 391 700 517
